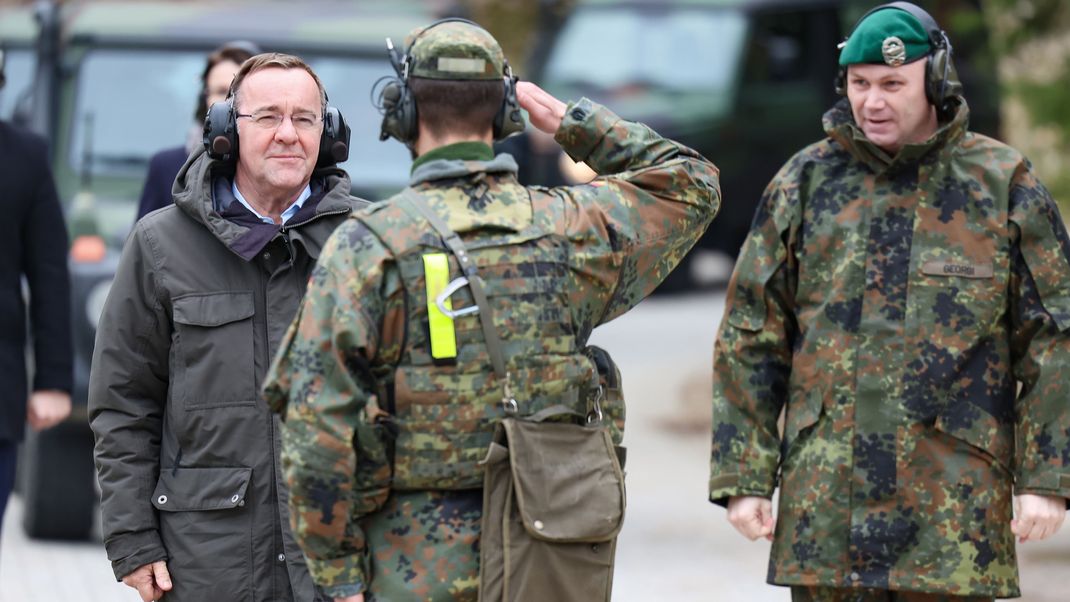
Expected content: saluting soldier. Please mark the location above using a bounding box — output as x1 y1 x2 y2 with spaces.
265 19 720 602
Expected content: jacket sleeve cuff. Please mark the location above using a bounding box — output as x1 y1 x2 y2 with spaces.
554 97 619 165
32 374 73 395
307 554 366 596
708 472 776 508
1015 473 1070 509
106 530 168 581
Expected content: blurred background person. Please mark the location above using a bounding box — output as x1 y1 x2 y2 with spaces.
135 41 259 221
0 47 73 540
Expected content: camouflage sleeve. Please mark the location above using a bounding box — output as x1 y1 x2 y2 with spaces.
264 218 400 596
1007 166 1070 504
708 167 799 507
549 98 720 335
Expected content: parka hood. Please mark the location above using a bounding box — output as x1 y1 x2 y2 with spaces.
823 95 969 174
171 148 359 259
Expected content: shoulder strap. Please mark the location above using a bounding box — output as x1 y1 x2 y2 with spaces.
398 189 517 412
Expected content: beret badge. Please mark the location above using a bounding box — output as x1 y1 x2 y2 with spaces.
882 36 907 66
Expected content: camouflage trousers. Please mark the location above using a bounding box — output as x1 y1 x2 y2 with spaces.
362 489 482 601
791 586 994 602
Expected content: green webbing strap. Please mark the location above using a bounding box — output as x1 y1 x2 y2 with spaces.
423 253 457 359
399 190 515 409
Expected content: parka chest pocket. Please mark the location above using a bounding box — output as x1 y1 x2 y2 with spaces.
911 250 1008 337
172 292 257 409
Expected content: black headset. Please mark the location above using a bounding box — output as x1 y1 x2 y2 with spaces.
203 75 350 168
0 48 6 90
834 2 962 116
377 17 525 146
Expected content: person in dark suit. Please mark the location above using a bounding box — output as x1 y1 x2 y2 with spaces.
0 49 73 531
135 41 258 220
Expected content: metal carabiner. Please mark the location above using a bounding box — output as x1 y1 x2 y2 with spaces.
435 277 480 319
586 385 605 425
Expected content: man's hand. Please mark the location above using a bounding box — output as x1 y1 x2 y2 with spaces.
727 495 776 541
1012 493 1066 543
122 560 172 601
516 81 567 135
334 595 364 602
27 390 71 431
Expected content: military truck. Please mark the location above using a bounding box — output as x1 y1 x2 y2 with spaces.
0 0 433 540
523 0 1000 291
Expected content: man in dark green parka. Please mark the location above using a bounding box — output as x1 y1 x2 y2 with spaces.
88 54 365 602
710 3 1069 601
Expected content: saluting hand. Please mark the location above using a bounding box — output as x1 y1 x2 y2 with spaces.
1012 493 1066 543
516 81 567 135
727 495 776 542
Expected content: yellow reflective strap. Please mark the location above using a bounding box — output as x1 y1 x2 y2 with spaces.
423 253 457 359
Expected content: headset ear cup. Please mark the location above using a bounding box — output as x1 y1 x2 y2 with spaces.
203 100 238 162
834 67 847 97
318 106 351 168
379 79 418 145
927 45 962 115
493 76 525 141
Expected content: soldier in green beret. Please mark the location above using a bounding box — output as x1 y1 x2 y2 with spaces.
710 2 1069 600
265 18 720 601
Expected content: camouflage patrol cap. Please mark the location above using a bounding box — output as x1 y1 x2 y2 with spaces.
406 20 505 80
839 7 931 67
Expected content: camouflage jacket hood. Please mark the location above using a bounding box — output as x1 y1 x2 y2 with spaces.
710 95 1070 597
822 96 969 175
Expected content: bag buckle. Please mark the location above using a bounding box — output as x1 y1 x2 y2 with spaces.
435 277 480 318
502 372 519 414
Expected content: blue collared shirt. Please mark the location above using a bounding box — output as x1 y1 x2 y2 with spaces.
232 182 312 225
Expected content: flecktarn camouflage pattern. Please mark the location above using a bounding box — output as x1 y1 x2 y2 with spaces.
407 20 506 80
264 97 719 597
710 95 1070 598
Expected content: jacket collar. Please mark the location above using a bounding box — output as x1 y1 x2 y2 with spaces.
410 152 518 187
173 148 358 261
408 152 530 234
823 96 969 174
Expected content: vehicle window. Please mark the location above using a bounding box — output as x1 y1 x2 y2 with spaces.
308 57 411 191
69 49 203 178
543 7 746 92
0 48 34 121
743 11 828 85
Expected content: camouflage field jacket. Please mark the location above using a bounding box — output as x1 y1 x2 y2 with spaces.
264 98 720 596
710 97 1070 598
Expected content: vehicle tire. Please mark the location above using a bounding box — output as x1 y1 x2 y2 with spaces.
18 421 96 540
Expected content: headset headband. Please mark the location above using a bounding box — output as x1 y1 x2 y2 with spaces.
846 2 948 53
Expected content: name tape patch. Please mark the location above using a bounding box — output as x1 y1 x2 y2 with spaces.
437 57 487 74
921 260 994 279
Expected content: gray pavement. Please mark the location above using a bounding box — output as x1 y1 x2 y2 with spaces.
3 291 1069 601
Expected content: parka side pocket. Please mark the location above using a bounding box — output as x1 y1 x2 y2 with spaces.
153 467 253 601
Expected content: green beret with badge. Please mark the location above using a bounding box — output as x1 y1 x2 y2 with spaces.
838 7 931 67
406 21 506 80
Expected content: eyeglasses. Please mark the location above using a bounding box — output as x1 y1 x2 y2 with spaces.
236 111 322 131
